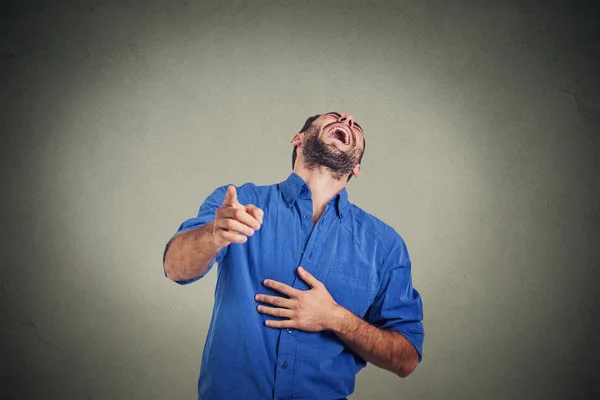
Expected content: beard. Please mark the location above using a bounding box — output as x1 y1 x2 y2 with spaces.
301 124 361 181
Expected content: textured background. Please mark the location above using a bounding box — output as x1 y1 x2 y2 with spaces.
1 0 599 399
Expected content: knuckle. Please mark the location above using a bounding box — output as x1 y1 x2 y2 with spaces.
234 209 245 219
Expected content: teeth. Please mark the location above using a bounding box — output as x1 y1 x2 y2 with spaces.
328 126 350 145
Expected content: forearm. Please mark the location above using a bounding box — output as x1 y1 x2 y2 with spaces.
163 222 223 282
329 306 419 378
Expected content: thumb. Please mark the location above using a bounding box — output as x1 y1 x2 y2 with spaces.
223 185 239 207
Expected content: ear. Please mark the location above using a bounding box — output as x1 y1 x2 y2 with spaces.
351 163 361 179
291 133 303 147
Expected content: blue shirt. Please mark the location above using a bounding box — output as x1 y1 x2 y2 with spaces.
165 172 424 400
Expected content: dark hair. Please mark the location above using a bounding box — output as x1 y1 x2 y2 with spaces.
292 114 366 182
292 114 321 169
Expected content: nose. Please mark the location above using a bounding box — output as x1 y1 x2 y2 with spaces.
338 113 356 128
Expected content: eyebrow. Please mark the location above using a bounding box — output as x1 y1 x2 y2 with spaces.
325 112 363 132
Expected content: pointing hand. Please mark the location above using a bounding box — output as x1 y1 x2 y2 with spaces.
212 186 264 247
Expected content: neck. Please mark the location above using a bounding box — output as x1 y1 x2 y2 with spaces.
293 164 347 223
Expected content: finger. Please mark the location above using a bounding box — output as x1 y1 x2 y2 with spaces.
222 185 239 207
218 218 255 237
297 266 322 289
263 279 300 298
221 207 261 230
264 319 296 329
217 229 247 244
245 204 264 224
255 294 294 309
256 305 293 318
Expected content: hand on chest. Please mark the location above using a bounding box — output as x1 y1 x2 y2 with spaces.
247 206 379 318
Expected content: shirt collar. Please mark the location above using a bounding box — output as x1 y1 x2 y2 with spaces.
279 172 351 220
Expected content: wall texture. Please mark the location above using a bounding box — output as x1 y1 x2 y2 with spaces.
1 0 599 399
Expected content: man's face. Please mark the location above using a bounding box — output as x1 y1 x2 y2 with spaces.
301 112 365 181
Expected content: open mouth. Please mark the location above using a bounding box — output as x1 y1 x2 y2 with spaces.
326 124 352 146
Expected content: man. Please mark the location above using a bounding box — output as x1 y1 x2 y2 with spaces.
163 112 424 400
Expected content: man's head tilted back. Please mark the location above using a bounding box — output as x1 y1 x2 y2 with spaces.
290 112 366 182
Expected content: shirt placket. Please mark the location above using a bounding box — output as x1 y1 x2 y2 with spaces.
273 195 336 400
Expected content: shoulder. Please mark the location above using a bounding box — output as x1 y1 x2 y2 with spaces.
348 203 408 259
238 181 279 198
210 181 278 205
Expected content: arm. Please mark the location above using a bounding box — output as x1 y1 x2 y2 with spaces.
330 305 419 378
163 221 222 282
164 185 263 283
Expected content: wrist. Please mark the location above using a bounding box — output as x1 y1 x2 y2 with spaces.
206 221 223 249
327 304 353 333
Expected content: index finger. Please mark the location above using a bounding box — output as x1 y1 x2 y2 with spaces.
263 279 300 298
222 185 239 207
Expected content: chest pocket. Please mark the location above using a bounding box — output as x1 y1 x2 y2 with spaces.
325 261 378 318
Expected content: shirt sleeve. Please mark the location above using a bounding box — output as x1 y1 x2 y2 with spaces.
365 237 425 361
163 185 230 285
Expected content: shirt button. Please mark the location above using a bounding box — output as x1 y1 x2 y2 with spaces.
287 328 293 333
281 361 288 369
303 215 309 220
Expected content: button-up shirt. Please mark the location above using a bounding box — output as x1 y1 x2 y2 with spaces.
165 172 424 400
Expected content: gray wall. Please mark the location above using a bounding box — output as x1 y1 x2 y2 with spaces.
1 1 599 399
